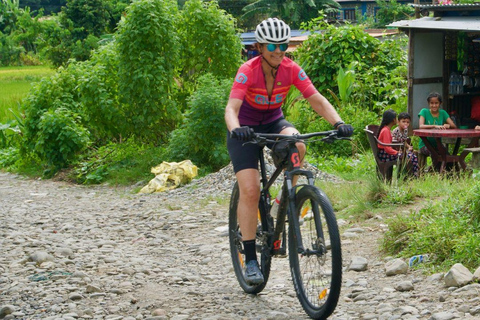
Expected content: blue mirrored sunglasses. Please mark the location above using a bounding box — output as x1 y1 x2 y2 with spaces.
266 43 289 52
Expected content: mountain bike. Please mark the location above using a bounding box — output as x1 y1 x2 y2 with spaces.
228 130 347 320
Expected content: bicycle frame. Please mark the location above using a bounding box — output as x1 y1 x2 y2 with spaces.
258 141 316 256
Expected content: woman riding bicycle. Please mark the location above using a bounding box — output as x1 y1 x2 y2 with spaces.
225 17 353 285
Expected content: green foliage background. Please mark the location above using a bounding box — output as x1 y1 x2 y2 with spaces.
6 0 242 177
117 0 181 143
166 73 231 172
290 17 409 157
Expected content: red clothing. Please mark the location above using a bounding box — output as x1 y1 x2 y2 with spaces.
378 126 398 155
230 56 317 126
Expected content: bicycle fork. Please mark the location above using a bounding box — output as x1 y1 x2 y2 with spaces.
274 169 314 254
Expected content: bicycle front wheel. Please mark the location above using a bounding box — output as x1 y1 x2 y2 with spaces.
228 182 272 294
288 185 342 319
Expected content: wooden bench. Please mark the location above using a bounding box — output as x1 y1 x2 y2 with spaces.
464 147 480 169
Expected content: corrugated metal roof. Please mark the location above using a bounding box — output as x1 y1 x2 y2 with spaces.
240 29 399 45
411 3 480 9
240 30 313 45
388 16 480 31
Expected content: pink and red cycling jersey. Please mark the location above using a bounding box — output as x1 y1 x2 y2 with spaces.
229 56 318 126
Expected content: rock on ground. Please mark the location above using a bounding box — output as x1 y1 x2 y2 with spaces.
1 170 480 319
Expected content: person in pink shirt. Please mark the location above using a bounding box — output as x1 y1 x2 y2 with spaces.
225 18 353 285
377 109 419 177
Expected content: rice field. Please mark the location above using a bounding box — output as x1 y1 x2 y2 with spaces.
0 66 56 123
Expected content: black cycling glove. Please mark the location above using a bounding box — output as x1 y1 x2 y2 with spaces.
231 126 255 141
337 124 354 137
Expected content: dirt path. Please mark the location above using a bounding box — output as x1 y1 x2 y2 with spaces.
0 172 478 320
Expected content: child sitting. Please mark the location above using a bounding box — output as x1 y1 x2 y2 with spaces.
377 109 419 178
392 112 414 152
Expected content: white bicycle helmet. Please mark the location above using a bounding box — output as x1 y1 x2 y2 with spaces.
255 18 291 44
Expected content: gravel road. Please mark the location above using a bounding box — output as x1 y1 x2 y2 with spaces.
1 171 479 320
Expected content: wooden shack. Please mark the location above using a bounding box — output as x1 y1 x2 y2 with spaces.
389 4 480 128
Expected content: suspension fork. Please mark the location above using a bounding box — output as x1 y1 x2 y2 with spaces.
280 143 315 255
284 169 316 255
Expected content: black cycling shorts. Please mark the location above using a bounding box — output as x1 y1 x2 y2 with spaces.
227 117 295 173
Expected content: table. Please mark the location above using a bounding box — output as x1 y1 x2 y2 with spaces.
413 129 480 173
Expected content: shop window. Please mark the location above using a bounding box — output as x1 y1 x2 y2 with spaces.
327 11 339 20
344 9 356 21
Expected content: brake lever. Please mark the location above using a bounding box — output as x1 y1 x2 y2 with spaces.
242 136 268 147
322 138 334 144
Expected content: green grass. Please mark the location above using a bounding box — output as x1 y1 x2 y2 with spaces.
312 152 480 272
0 66 55 122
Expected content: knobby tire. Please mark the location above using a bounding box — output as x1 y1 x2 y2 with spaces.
228 182 272 294
288 185 342 319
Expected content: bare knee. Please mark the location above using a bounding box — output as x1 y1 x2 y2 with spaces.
296 142 306 165
240 183 260 204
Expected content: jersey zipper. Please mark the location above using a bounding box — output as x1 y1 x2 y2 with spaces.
260 64 278 125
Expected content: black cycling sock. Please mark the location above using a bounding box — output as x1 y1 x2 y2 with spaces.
243 239 257 263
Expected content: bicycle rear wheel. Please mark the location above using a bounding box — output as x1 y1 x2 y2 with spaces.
288 185 342 319
228 182 272 294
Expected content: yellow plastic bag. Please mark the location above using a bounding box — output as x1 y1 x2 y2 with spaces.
139 160 198 193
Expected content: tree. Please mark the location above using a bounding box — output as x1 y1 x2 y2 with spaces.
242 0 339 28
176 0 242 110
19 0 66 14
166 73 231 171
0 0 21 33
116 0 181 143
374 0 414 28
216 0 253 29
60 0 110 40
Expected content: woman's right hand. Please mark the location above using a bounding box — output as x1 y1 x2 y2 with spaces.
231 126 255 141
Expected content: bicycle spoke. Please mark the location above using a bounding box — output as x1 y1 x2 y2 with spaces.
228 182 271 294
289 185 341 319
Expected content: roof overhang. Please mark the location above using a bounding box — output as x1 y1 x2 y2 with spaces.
388 16 480 32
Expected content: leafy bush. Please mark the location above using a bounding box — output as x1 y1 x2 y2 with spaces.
71 34 99 61
116 0 181 143
166 73 231 171
374 0 414 28
0 146 20 168
285 87 379 157
295 18 408 113
0 119 22 148
177 0 242 110
76 41 124 141
289 20 408 156
34 107 90 169
23 63 83 147
60 0 111 40
37 18 73 68
0 31 24 66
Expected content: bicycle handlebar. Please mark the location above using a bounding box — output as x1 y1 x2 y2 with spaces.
247 130 350 146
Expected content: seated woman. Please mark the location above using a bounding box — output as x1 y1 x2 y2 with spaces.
377 109 419 177
418 92 456 156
